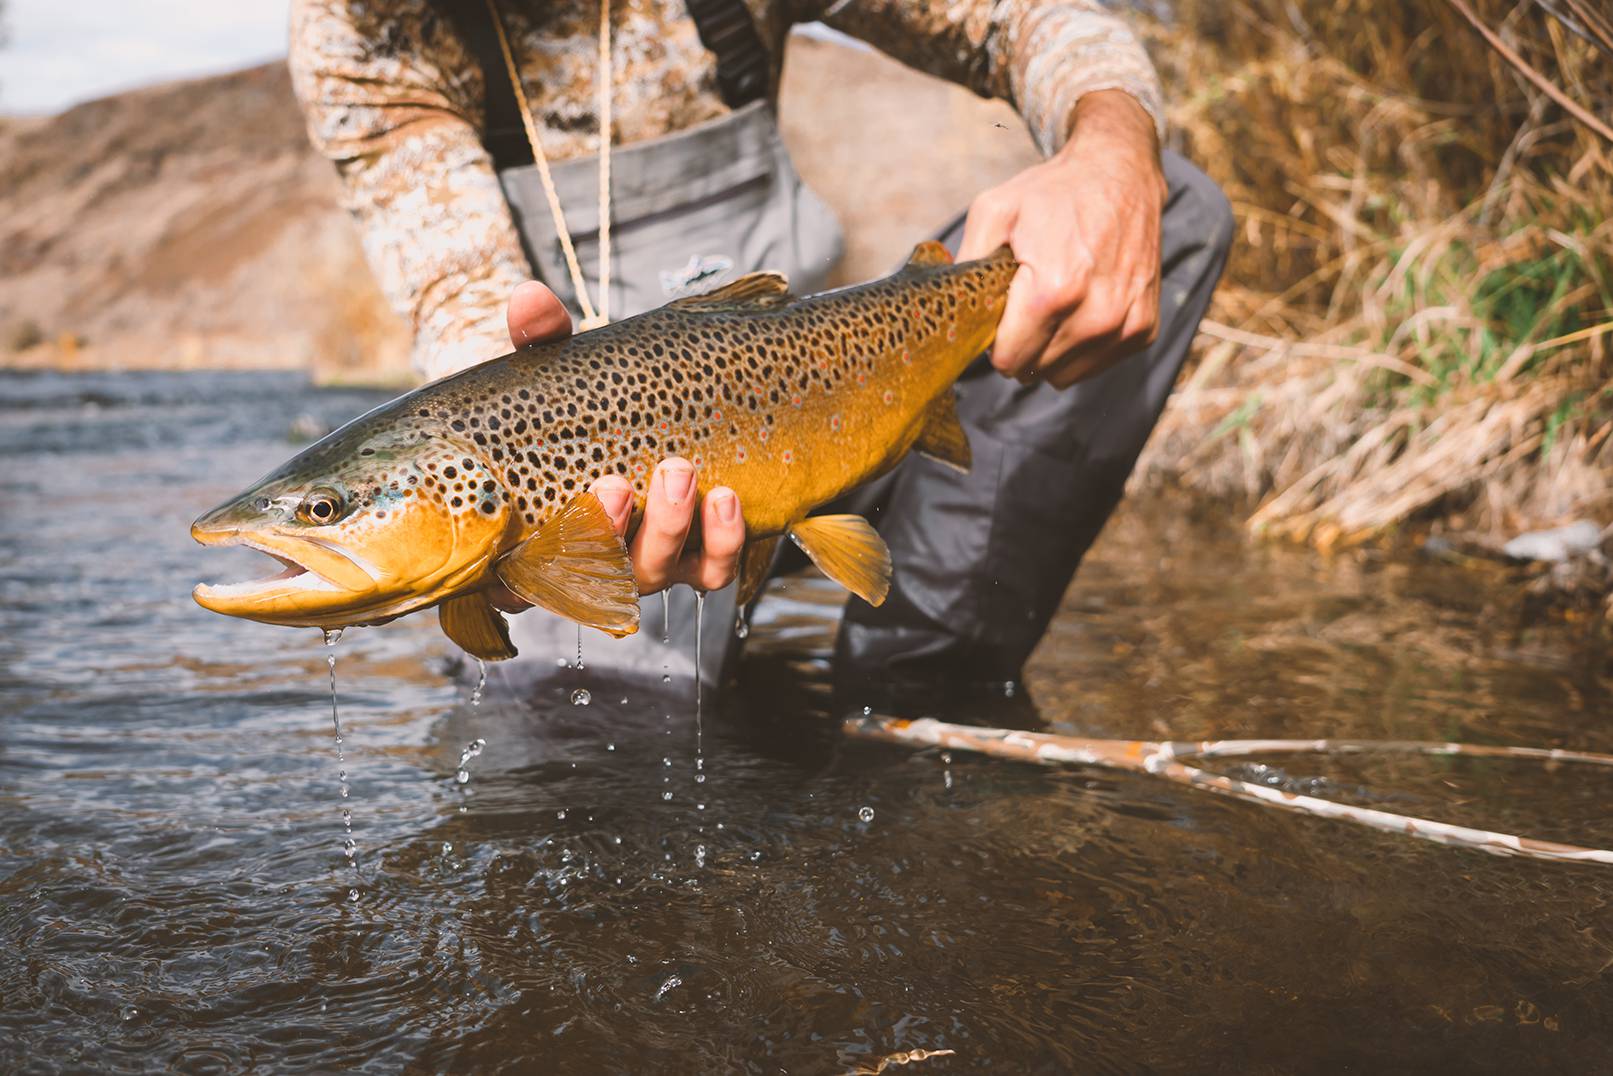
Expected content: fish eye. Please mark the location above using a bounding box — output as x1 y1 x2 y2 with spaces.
296 488 346 526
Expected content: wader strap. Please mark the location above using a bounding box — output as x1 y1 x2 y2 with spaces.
685 0 771 109
441 0 771 171
432 0 533 171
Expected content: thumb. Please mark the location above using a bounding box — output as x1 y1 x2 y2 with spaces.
507 281 573 347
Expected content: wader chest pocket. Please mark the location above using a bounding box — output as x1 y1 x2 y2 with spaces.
499 101 843 322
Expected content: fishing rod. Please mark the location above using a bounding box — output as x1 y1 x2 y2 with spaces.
842 714 1613 866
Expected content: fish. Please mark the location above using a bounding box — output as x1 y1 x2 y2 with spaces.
192 242 1016 660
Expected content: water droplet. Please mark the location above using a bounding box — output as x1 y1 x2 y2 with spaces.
858 806 875 823
662 757 672 767
470 658 487 706
662 791 674 801
440 842 453 856
606 742 616 752
619 696 629 705
734 612 749 639
455 769 470 784
556 809 567 820
695 844 707 868
322 628 343 646
571 688 592 706
654 974 683 1002
662 673 671 684
862 705 872 716
347 888 360 903
695 774 705 784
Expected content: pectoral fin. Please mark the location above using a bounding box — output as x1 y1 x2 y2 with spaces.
496 491 641 637
439 592 517 661
915 389 972 473
787 515 891 607
736 536 783 606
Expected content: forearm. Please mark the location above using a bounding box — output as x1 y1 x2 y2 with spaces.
290 0 530 381
816 0 1165 156
1055 90 1163 184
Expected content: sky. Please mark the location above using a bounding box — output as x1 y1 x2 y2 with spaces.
0 0 292 114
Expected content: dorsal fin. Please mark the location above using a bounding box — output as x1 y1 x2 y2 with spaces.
905 241 954 269
668 272 793 311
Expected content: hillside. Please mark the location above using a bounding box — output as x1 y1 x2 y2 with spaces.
0 34 1036 383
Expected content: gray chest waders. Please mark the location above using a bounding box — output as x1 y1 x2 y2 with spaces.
450 1 843 690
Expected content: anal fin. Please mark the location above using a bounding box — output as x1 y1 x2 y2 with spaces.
496 491 641 637
787 515 891 607
915 389 972 473
439 592 517 661
736 536 782 606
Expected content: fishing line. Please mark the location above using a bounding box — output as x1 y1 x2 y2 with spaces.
842 715 1613 865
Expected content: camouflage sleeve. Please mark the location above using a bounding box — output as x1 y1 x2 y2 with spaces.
288 0 530 381
807 0 1164 154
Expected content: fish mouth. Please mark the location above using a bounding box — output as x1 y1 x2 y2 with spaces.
191 522 364 624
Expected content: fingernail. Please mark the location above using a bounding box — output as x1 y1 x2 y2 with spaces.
663 463 695 505
596 485 631 518
712 488 738 523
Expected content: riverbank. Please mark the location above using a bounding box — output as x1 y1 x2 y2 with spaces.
2 13 1607 596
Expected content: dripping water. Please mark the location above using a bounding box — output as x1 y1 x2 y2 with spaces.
575 623 584 671
322 628 359 903
693 592 707 870
470 658 486 707
455 737 486 785
660 590 670 644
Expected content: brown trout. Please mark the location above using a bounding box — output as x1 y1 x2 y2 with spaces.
192 242 1015 659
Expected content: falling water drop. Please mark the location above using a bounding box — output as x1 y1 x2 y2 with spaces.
858 806 875 823
694 592 705 719
455 737 486 786
323 629 360 899
733 608 749 639
660 590 670 644
575 624 585 670
571 688 592 707
470 658 487 706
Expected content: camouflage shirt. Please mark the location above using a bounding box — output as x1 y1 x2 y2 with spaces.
289 0 1165 380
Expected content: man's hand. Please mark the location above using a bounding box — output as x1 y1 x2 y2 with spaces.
958 90 1166 389
494 282 746 604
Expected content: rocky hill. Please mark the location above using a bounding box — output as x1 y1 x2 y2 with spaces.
0 33 1036 383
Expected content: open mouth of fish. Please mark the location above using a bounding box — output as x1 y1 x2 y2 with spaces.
190 522 383 621
191 528 347 602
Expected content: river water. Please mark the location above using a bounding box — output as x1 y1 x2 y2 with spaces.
1 370 1610 1073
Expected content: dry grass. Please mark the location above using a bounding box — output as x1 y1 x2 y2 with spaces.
1135 0 1612 551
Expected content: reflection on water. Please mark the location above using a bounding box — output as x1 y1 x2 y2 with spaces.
1 371 1610 1072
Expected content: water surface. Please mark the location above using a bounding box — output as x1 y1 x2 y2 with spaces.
2 371 1610 1073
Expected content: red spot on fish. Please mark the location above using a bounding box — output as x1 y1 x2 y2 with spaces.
758 429 769 443
782 449 794 464
901 350 911 365
882 390 894 405
791 394 801 407
830 415 842 432
947 325 957 341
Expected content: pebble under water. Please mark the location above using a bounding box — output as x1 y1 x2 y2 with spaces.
2 370 1612 1073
